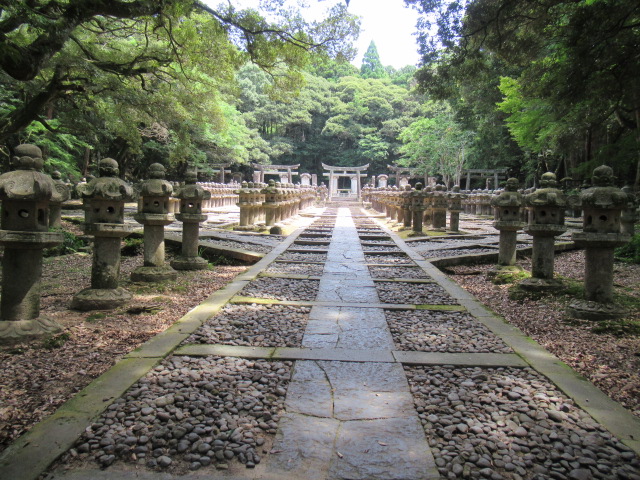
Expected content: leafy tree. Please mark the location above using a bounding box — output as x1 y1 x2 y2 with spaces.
399 102 474 186
0 0 359 177
360 41 387 79
406 0 640 187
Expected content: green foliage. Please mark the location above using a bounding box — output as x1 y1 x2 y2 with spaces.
86 313 108 323
42 332 71 350
408 0 640 186
0 0 360 179
44 230 87 257
360 41 388 79
399 102 474 186
122 237 144 257
615 234 640 264
591 320 640 338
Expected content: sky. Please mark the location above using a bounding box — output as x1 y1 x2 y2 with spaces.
207 0 423 70
341 0 422 69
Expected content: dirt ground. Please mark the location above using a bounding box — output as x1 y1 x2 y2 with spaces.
0 221 246 453
0 226 638 455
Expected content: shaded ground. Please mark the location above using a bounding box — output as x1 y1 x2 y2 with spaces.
0 221 246 453
447 250 640 417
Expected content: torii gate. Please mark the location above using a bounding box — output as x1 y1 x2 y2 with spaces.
322 163 369 199
252 163 299 183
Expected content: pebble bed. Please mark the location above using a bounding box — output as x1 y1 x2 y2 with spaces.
277 252 328 262
406 366 640 480
368 266 431 279
386 310 512 353
297 236 332 242
375 281 459 305
361 245 403 253
364 254 413 265
69 356 292 471
288 244 329 251
185 304 311 347
360 239 397 245
200 239 273 254
238 277 319 301
265 262 325 276
419 247 497 259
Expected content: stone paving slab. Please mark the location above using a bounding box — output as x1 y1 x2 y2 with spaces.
327 417 439 480
265 413 340 480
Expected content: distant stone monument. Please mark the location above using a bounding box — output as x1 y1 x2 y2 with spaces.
520 172 567 291
490 178 524 272
131 163 177 282
171 168 211 270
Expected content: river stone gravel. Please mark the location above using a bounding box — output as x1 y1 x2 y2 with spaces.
67 356 292 472
406 365 640 480
265 262 325 276
238 277 319 301
364 254 414 265
199 239 273 254
386 310 512 353
184 304 311 347
361 244 403 252
288 244 329 251
277 251 328 262
368 265 431 279
419 247 498 259
375 281 460 305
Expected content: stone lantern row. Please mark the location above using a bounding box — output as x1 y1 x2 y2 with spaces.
235 180 318 230
0 148 212 343
363 184 464 234
492 168 635 321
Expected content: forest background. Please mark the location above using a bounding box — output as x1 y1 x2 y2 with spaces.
0 0 638 190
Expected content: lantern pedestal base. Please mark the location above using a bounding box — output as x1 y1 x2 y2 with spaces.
131 265 177 283
519 276 564 292
171 255 209 271
567 300 628 321
71 287 132 311
0 316 62 344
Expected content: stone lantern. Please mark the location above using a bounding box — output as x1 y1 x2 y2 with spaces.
411 183 426 234
620 186 638 236
49 170 70 228
447 185 464 232
422 186 434 228
131 163 177 282
568 165 630 320
432 184 448 231
491 178 524 271
72 158 134 311
171 168 211 270
235 181 252 229
0 144 64 341
262 180 279 227
521 172 567 290
401 185 413 229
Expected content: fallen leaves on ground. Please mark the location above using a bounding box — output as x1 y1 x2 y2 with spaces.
447 249 640 418
0 240 246 453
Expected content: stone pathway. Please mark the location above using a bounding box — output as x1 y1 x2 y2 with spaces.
264 208 438 480
2 204 640 480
